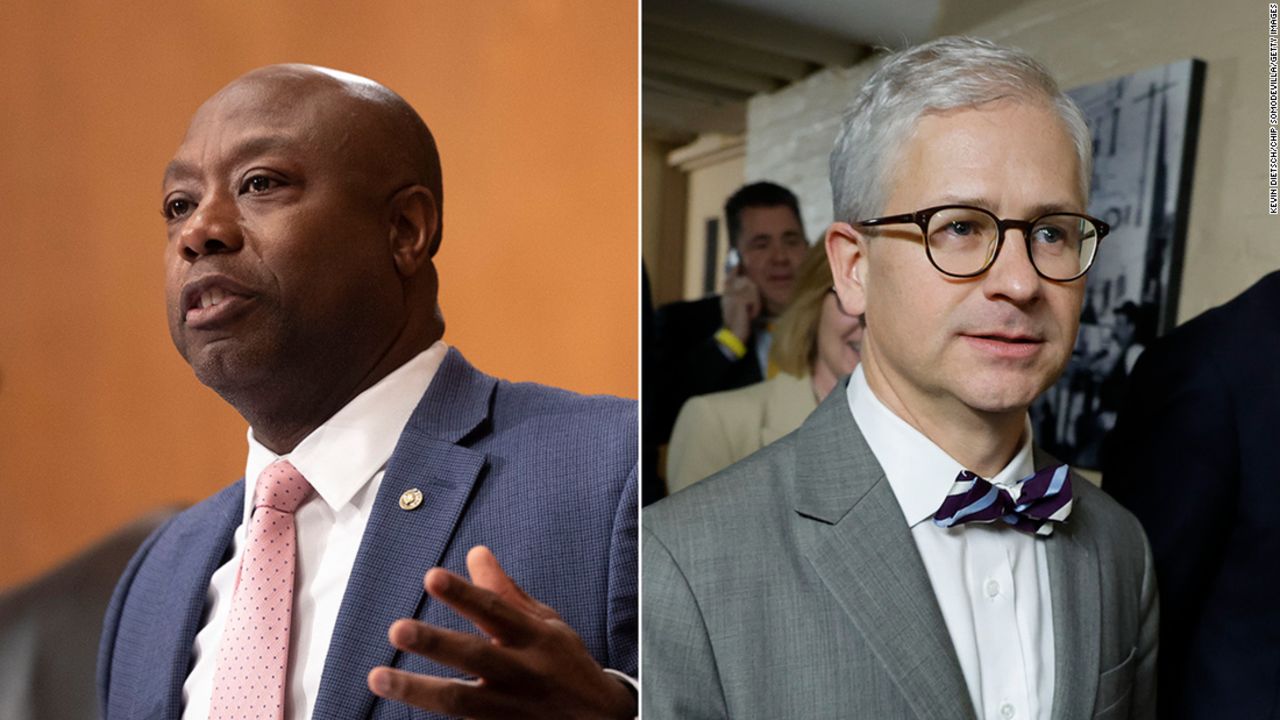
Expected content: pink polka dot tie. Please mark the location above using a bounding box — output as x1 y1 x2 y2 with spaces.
209 460 313 720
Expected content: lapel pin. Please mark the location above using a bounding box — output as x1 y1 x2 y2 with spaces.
399 488 423 511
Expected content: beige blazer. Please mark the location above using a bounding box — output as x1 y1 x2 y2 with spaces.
666 371 816 494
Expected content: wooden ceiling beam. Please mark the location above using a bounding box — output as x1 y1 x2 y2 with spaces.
644 72 756 103
643 23 814 83
645 0 865 68
643 50 781 95
642 89 746 137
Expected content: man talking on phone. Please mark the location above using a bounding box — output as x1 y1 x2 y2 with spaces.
653 182 808 450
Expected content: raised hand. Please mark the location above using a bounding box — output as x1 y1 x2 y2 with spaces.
721 271 762 343
367 546 635 719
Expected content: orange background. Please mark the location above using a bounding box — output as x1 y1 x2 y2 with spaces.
0 1 637 590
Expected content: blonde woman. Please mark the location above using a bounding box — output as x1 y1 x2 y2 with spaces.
666 242 863 494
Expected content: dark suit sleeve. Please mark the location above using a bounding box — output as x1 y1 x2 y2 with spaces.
682 337 759 397
96 517 174 719
653 302 760 444
641 527 729 719
606 462 639 676
1102 336 1236 717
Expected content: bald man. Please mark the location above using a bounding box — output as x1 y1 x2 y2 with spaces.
97 65 637 720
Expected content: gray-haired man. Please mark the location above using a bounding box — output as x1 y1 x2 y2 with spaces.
643 36 1156 719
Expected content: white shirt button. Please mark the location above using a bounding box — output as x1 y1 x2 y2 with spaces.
1000 702 1016 719
985 579 1001 598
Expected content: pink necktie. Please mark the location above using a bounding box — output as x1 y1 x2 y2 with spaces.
209 460 314 720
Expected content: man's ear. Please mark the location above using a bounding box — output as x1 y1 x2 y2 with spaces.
387 185 439 277
825 221 869 317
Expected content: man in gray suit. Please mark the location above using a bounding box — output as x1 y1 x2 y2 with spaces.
643 36 1157 719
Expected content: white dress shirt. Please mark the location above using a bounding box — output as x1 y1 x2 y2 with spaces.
182 341 449 720
847 365 1055 720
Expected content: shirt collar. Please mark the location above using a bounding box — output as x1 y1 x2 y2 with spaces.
845 364 1036 528
243 341 450 520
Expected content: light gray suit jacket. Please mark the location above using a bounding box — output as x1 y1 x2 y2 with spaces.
642 380 1157 719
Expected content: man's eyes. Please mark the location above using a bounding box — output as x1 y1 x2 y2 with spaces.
163 197 194 220
161 174 287 220
943 221 978 236
1032 226 1065 244
241 174 284 194
743 235 805 250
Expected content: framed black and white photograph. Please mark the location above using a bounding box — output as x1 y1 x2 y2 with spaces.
1033 58 1206 469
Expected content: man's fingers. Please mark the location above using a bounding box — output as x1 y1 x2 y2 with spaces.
387 618 518 681
368 667 513 718
724 275 755 296
464 546 512 596
425 567 536 645
466 546 558 621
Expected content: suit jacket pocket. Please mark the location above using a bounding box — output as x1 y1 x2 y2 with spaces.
1093 646 1137 719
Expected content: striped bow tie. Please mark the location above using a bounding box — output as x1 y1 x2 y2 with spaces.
932 464 1073 536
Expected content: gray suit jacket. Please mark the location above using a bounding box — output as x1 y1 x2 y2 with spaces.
643 380 1157 719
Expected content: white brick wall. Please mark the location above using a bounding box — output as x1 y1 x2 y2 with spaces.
745 62 876 242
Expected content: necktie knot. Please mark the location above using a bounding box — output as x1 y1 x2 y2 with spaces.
253 460 313 514
932 464 1073 536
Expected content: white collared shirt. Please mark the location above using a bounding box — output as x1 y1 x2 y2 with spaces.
182 341 449 720
846 365 1055 720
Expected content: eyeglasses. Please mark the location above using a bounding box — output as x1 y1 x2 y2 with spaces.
826 287 860 319
857 204 1109 281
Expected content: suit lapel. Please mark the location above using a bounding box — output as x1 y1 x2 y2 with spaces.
311 349 495 720
1037 452 1102 720
794 385 975 720
134 482 242 720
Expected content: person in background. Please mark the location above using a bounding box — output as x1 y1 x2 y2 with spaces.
1103 270 1280 720
652 182 808 445
0 508 178 720
666 242 863 493
1092 300 1145 422
1065 300 1148 467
